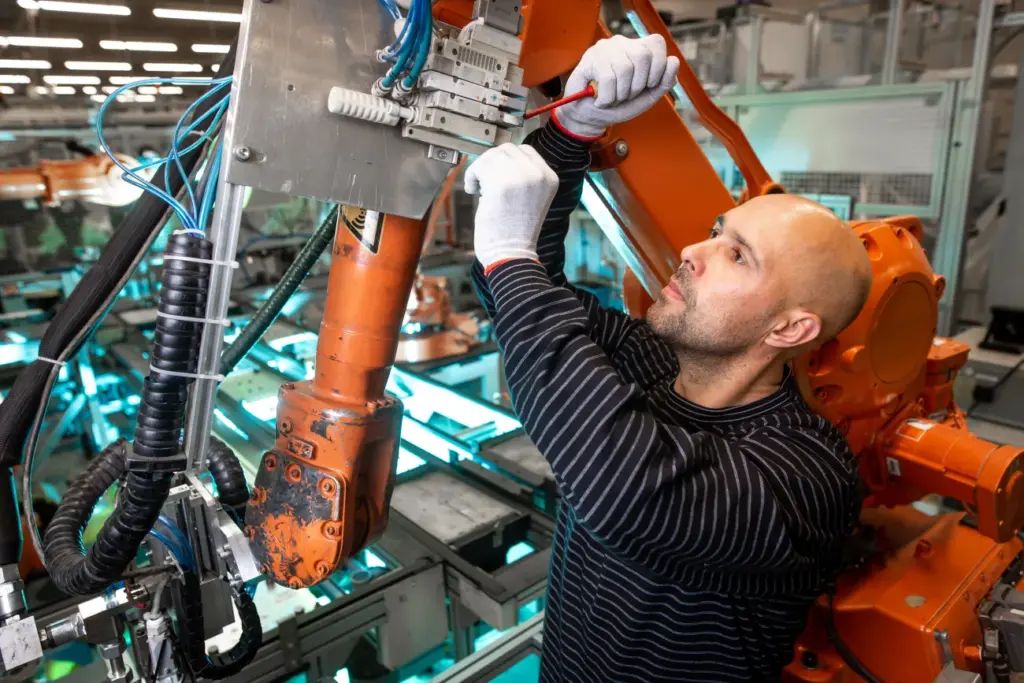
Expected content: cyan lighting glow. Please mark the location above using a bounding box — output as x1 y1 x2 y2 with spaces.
397 447 426 474
242 396 279 422
6 332 27 343
506 542 533 564
364 549 387 569
214 409 249 441
267 331 317 351
388 367 519 437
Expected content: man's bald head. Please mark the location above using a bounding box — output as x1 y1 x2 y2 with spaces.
647 193 873 361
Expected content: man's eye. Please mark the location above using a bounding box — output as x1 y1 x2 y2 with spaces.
733 248 745 265
709 226 721 238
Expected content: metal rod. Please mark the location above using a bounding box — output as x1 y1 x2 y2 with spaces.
745 15 762 95
934 0 996 335
183 182 247 471
881 0 906 84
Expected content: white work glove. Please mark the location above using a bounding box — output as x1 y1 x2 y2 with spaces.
464 144 558 270
554 34 681 140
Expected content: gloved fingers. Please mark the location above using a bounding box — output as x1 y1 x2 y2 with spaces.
624 38 654 99
640 34 669 89
519 145 558 186
610 50 635 103
591 58 619 108
659 55 681 91
464 143 514 195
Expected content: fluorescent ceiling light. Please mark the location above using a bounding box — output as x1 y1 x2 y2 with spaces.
0 86 14 95
66 61 131 71
18 1 131 16
1 36 83 48
0 59 51 69
109 75 146 85
137 86 157 95
191 43 229 54
44 75 100 84
82 85 97 94
0 75 31 84
143 63 202 73
100 40 177 52
101 86 119 94
153 8 241 22
90 94 107 103
32 86 48 94
52 86 75 94
134 94 155 102
158 85 182 95
210 64 219 72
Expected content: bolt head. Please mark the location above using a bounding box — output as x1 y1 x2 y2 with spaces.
234 146 252 162
615 140 629 157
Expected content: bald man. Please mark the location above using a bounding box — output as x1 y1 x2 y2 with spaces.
467 36 871 683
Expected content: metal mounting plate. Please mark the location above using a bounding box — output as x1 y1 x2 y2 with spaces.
224 0 450 219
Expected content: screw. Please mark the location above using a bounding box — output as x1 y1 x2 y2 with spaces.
288 578 302 590
234 145 252 162
280 418 292 435
315 561 330 576
437 149 448 160
615 140 629 157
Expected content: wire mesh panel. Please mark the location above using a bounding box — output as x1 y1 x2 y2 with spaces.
693 83 955 218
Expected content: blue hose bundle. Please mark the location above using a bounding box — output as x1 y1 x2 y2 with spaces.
378 0 433 93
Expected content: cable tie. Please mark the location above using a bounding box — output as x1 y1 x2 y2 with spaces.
156 311 232 327
151 367 226 383
35 356 67 368
163 254 239 269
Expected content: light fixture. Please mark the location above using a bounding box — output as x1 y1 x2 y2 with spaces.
44 75 100 85
101 86 119 94
0 86 14 95
82 85 97 94
1 36 83 48
66 61 131 71
134 94 155 102
32 86 48 95
100 40 177 52
52 86 75 94
143 63 202 73
18 1 131 16
137 86 159 95
0 59 51 69
90 94 107 103
158 85 183 95
0 75 31 84
210 64 219 72
152 8 241 22
191 43 229 54
109 75 147 85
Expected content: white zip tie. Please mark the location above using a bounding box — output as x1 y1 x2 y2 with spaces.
163 254 239 269
151 367 225 383
156 311 231 327
35 356 67 368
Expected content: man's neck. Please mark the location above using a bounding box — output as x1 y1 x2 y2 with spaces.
672 350 787 409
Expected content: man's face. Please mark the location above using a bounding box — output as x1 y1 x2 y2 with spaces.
647 212 782 356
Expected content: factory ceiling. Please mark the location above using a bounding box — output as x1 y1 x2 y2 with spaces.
0 1 242 105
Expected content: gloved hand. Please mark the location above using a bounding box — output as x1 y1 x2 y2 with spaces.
554 34 681 140
464 143 558 270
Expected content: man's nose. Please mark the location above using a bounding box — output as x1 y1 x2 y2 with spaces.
680 244 705 277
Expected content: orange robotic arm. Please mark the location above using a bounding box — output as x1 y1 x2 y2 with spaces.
0 153 145 207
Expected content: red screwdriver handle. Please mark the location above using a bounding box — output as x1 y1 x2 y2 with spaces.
523 82 597 120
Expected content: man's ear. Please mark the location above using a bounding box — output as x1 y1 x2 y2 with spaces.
765 310 821 350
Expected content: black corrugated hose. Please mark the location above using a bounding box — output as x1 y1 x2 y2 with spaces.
42 439 128 595
43 233 213 596
172 570 262 679
206 437 249 513
219 204 338 375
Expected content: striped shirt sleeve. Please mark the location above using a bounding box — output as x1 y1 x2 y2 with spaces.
471 121 646 362
485 260 843 576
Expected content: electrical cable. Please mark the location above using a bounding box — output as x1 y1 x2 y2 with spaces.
18 41 239 571
402 0 433 88
146 529 189 571
826 592 884 683
154 516 196 570
220 204 339 374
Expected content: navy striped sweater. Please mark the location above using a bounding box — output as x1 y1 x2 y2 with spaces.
471 121 861 682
